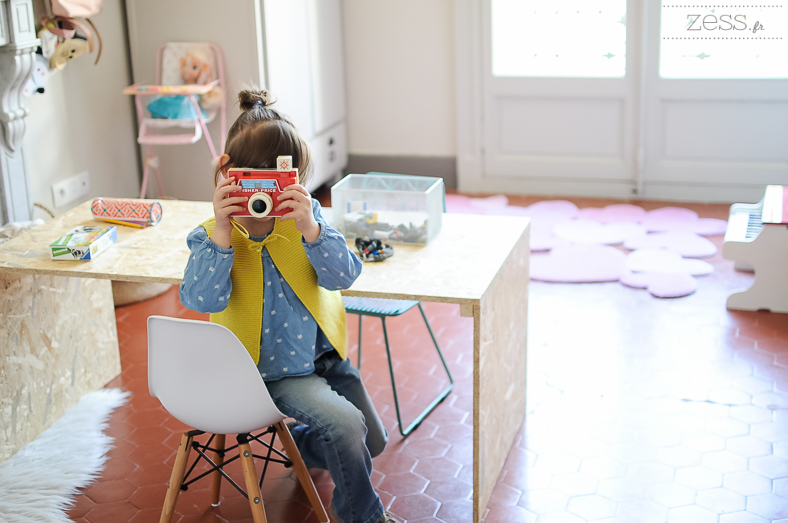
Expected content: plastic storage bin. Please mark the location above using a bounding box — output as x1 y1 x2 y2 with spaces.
330 174 444 245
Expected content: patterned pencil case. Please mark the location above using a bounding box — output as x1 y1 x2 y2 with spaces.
91 198 163 226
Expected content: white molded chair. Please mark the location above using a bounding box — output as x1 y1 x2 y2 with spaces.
147 315 329 523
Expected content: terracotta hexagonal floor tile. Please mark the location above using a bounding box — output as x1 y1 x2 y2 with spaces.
706 417 750 439
674 466 723 490
84 500 139 523
666 504 718 523
260 499 314 523
424 477 472 502
128 507 169 523
373 450 417 474
400 438 451 460
68 493 97 519
133 443 177 467
413 456 462 482
696 487 746 514
387 493 440 521
99 457 138 481
747 493 788 520
566 494 616 520
517 488 568 514
757 339 788 354
700 450 749 474
534 452 582 476
127 461 173 487
726 435 772 458
749 454 788 479
618 500 668 523
83 478 138 505
579 456 627 480
723 470 773 496
647 481 696 508
378 471 429 497
435 498 473 523
128 484 167 511
718 511 770 523
484 505 537 523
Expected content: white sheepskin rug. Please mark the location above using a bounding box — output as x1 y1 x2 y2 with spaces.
0 388 130 523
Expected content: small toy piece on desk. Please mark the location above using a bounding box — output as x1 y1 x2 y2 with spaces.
50 226 117 260
94 218 147 229
355 237 394 262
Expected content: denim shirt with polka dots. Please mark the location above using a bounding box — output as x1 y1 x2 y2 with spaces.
179 199 362 382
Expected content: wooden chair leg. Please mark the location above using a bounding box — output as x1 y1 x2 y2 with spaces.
239 439 268 523
159 432 194 523
211 434 226 507
275 421 330 523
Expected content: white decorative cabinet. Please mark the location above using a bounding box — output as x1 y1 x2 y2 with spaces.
125 0 347 200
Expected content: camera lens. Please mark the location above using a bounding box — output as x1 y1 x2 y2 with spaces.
248 192 274 218
251 199 268 214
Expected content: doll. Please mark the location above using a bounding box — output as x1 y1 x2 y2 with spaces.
147 48 223 119
180 49 222 110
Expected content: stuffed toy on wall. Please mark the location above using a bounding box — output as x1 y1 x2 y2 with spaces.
23 55 51 96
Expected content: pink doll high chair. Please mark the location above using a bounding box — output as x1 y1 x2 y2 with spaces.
124 42 227 198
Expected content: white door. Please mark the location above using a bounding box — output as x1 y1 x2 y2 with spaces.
458 0 788 202
479 0 640 198
643 2 788 203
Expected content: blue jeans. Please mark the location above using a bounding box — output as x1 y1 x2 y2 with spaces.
265 351 388 523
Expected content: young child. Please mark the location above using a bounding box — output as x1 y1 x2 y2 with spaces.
179 88 402 523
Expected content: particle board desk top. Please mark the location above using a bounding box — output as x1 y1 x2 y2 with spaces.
0 200 530 304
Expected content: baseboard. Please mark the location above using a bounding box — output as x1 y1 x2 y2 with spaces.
346 154 457 189
643 183 764 205
457 174 767 204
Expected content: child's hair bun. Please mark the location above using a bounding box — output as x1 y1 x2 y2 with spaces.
238 89 271 111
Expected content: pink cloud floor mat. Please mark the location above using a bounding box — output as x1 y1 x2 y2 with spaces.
530 245 627 283
445 194 729 298
623 230 718 258
641 207 728 235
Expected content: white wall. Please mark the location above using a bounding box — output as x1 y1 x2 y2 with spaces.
20 0 459 215
342 0 457 157
24 0 140 219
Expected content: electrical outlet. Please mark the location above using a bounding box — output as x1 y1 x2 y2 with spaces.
52 171 91 207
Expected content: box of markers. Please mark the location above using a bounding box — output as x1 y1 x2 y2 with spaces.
50 225 117 260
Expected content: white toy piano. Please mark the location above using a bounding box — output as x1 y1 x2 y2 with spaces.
723 185 788 313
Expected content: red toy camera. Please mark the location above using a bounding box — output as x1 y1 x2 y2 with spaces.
228 156 299 218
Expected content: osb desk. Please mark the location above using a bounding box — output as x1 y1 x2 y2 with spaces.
0 200 530 521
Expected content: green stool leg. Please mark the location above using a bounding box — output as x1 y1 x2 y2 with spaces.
417 302 454 391
357 314 363 370
380 312 454 437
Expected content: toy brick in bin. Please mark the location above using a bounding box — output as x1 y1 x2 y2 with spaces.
50 226 117 260
355 237 394 262
228 155 299 218
92 198 163 227
330 174 444 245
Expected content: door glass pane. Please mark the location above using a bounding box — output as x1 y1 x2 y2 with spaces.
660 5 788 78
492 0 627 78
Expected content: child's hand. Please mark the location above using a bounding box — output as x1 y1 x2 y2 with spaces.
211 176 247 248
213 176 247 229
276 184 320 242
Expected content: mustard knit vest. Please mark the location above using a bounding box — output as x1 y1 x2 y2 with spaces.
201 217 348 364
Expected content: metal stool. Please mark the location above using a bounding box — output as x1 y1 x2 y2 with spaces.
343 296 454 436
